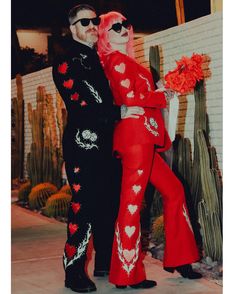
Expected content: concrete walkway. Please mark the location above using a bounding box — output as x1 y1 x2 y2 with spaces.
12 204 222 294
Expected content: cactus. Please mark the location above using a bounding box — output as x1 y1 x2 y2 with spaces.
27 86 65 188
11 74 24 179
18 182 32 202
152 215 165 245
28 182 58 210
45 192 72 217
60 184 72 195
196 129 222 261
174 136 192 187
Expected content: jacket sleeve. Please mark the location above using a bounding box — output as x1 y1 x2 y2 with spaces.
52 57 121 125
105 54 167 109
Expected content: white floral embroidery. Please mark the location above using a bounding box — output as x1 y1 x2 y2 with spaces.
82 80 102 103
144 116 159 137
82 130 91 140
132 185 141 194
63 223 92 269
183 204 193 233
116 223 141 275
138 74 151 91
75 129 99 150
90 133 98 142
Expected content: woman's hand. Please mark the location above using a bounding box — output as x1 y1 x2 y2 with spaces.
121 105 145 119
155 79 178 100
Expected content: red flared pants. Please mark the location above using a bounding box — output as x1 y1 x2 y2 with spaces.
109 144 200 285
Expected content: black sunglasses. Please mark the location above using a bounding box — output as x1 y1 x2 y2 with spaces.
108 20 131 33
72 17 101 26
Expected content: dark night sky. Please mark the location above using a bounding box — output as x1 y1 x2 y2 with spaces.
12 0 211 32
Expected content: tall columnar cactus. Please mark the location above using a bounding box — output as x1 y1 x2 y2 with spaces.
191 80 209 210
27 87 65 187
196 129 222 261
11 74 24 179
174 136 192 187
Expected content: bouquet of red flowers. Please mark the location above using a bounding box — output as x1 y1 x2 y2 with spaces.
164 53 204 95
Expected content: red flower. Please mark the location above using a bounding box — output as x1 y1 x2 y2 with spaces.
69 223 79 235
58 62 68 74
164 53 204 95
65 243 76 259
63 79 74 89
71 92 79 101
71 202 81 214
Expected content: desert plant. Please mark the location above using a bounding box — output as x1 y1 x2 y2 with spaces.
28 182 58 210
18 181 32 202
26 87 65 187
44 192 72 217
60 184 72 195
152 215 165 245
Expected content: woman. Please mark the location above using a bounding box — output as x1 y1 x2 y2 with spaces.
97 11 201 289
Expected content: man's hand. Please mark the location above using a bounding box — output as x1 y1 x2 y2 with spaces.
121 105 145 119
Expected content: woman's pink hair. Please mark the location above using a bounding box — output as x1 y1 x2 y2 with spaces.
97 11 135 61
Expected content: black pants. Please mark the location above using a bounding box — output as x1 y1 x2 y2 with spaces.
63 148 121 274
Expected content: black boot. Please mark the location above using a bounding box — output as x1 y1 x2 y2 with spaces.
116 279 157 289
65 267 97 293
176 264 202 279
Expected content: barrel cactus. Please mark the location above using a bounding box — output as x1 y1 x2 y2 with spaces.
60 184 72 195
45 192 72 217
18 182 32 202
28 182 58 210
152 215 165 245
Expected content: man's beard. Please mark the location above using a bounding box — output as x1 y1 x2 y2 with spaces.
78 29 98 45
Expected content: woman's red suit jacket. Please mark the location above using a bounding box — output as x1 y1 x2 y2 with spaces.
102 51 172 154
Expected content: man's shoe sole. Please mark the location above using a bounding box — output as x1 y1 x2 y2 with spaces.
65 281 96 293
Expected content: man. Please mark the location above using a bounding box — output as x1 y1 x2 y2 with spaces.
52 4 144 293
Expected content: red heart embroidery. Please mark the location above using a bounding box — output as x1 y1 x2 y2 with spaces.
63 79 74 89
69 223 79 235
73 183 81 193
72 202 81 214
71 92 79 101
80 100 87 107
58 62 68 74
65 243 77 259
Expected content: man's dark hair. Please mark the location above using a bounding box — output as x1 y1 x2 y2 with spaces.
68 4 96 25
